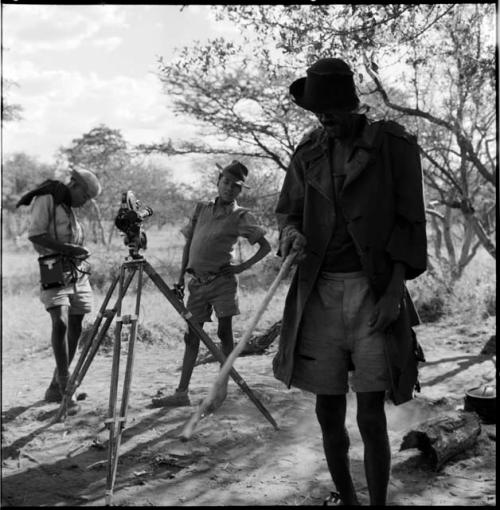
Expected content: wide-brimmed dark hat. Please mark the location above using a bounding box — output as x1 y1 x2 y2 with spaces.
219 160 250 188
289 58 360 113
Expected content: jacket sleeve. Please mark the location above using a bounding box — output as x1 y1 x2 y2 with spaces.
385 127 427 280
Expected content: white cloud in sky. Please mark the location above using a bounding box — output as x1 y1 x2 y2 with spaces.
4 5 128 55
2 3 244 176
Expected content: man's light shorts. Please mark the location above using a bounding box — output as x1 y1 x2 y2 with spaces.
40 274 93 315
186 274 240 323
291 271 390 395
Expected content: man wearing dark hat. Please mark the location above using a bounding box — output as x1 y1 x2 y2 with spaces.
152 160 271 408
17 167 102 414
274 58 427 505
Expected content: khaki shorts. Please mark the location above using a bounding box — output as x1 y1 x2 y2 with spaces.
291 271 390 395
186 274 239 323
40 273 93 315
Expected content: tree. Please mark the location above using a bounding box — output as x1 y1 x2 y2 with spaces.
215 5 496 266
2 78 23 123
60 124 194 244
140 38 317 171
2 153 54 240
148 4 495 285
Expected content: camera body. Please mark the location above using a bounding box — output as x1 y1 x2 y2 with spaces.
115 191 153 257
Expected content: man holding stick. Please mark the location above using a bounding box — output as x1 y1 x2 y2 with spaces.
273 58 427 505
152 160 271 408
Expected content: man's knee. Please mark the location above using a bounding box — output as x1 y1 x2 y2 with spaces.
315 394 347 428
356 392 387 437
48 306 69 332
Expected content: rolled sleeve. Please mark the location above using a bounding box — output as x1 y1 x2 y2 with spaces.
386 219 427 279
28 195 52 237
180 203 202 240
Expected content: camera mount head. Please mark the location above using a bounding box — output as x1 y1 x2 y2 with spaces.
114 191 153 259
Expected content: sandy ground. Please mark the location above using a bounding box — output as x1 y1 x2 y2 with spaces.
1 316 496 506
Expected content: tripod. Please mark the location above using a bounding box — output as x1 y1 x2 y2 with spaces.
54 253 278 505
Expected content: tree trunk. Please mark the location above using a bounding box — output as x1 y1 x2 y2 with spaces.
400 410 481 470
89 199 106 245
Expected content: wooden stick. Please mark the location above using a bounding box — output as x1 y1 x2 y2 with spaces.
180 252 296 441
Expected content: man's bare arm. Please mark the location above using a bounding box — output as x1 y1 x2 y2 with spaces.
220 236 271 276
28 234 89 258
177 237 193 286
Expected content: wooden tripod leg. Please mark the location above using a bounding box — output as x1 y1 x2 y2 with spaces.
54 274 120 423
143 261 278 431
105 264 135 506
106 263 144 506
54 270 136 424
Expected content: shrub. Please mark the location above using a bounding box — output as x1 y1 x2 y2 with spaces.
416 295 446 323
406 272 446 323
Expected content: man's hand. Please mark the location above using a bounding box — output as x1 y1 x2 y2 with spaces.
279 226 307 262
368 292 402 333
173 282 185 300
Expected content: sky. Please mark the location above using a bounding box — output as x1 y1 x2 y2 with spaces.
2 4 241 183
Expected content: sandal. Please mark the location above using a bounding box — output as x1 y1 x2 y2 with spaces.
323 492 343 506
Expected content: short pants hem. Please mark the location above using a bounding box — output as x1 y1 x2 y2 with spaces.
290 376 348 395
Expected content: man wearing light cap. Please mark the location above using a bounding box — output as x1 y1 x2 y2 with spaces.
274 58 427 505
152 160 271 408
17 166 102 414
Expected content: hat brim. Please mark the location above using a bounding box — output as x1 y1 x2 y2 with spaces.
289 77 358 114
232 180 250 189
71 169 100 199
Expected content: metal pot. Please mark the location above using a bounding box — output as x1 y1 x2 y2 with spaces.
464 385 496 423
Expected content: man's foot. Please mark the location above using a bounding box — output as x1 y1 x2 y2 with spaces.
44 383 63 403
151 390 190 408
323 492 343 506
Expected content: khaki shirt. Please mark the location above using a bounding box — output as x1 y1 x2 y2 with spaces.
28 194 84 256
182 199 265 275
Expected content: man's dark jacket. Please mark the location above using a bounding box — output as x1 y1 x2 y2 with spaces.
273 117 427 405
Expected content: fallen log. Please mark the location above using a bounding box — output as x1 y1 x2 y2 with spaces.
189 320 282 368
400 410 481 471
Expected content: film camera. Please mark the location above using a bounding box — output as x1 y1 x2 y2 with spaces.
114 191 153 258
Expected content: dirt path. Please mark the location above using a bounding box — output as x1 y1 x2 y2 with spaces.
1 318 496 506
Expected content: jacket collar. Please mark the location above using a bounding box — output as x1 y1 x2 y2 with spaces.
343 118 380 188
303 117 380 202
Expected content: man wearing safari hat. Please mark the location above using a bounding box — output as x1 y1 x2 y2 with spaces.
17 166 102 414
152 160 271 408
274 58 427 505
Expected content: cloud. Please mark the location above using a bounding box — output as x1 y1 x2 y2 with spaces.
3 64 197 162
1 4 242 165
91 37 123 52
3 4 128 55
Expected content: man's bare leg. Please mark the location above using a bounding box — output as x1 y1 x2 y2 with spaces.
316 394 360 505
356 391 390 506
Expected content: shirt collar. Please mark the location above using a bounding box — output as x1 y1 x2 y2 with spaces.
212 197 238 215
